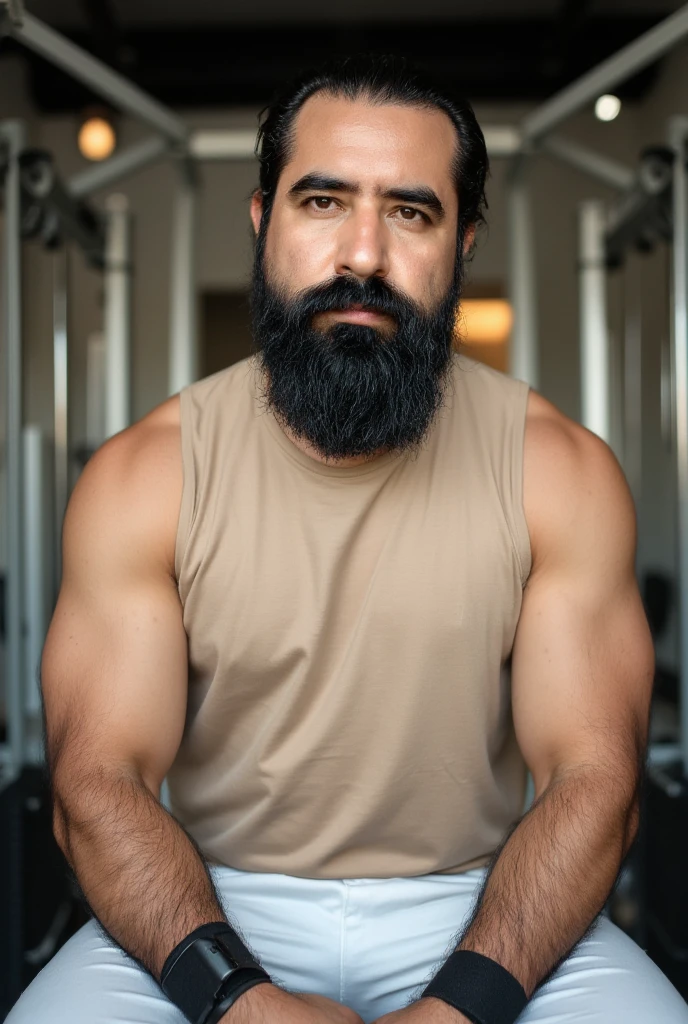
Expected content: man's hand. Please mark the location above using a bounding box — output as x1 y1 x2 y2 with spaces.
224 983 365 1023
371 996 470 1024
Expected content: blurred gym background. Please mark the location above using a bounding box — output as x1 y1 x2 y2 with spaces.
1 0 688 1016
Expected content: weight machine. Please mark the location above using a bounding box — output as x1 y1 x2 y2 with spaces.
2 0 688 1006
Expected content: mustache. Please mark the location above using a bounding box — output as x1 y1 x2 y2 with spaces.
274 274 425 328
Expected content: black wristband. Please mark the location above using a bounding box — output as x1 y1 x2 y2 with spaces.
160 922 272 1024
161 922 260 982
204 972 271 1024
422 950 528 1024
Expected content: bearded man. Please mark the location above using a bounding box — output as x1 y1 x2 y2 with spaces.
7 54 688 1024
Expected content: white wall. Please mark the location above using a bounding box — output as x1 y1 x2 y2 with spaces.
1 42 687 667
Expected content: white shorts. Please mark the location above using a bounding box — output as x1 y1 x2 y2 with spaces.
7 864 688 1023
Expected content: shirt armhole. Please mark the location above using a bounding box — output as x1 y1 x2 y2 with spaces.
511 380 533 589
174 385 196 589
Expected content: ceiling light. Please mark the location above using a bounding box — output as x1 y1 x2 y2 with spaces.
78 115 117 161
595 95 621 122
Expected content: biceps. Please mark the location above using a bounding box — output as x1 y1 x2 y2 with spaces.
42 578 188 795
510 574 653 797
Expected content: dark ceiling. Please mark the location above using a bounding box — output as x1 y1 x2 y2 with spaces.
1 0 684 113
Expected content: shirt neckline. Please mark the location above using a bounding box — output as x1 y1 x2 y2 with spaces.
248 357 408 480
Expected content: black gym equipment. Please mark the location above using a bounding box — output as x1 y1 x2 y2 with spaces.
0 766 88 1019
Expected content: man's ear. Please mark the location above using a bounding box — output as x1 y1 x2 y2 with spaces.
250 190 263 236
462 223 476 256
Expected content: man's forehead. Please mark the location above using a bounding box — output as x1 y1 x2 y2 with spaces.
283 93 457 194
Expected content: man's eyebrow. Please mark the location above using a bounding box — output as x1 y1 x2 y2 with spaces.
379 185 445 219
287 174 445 219
287 173 361 197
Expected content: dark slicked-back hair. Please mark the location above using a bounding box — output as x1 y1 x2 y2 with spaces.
254 54 489 251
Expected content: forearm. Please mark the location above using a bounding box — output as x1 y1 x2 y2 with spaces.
54 766 226 979
454 765 639 998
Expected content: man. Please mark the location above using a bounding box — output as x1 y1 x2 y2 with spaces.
7 55 688 1024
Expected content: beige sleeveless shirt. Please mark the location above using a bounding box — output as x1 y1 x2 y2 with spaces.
169 352 532 879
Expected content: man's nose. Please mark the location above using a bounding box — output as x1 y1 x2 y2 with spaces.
334 207 390 281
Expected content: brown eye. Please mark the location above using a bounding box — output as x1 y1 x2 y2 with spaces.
399 207 419 220
312 197 334 209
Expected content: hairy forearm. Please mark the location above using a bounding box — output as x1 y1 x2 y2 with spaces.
53 766 226 979
453 765 639 998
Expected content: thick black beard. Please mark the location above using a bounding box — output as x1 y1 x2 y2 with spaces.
249 239 463 464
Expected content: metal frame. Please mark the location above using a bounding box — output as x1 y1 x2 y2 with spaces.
187 123 523 162
623 258 643 505
168 161 199 398
103 194 132 438
509 2 688 393
540 135 635 193
669 117 688 777
578 200 611 444
507 157 539 389
7 13 187 144
23 424 52 763
521 4 688 143
85 331 106 451
53 248 69 588
1 120 26 783
2 5 688 782
69 136 170 199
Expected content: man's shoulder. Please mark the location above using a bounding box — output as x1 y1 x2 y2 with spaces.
524 388 617 475
92 355 256 496
93 394 182 483
68 395 184 579
523 390 635 572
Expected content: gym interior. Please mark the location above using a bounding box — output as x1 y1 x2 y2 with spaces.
1 0 688 1018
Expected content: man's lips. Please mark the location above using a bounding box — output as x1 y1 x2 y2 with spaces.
321 305 391 325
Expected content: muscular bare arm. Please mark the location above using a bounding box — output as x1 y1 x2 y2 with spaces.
43 407 230 979
375 395 655 1024
43 407 363 1024
443 395 653 1000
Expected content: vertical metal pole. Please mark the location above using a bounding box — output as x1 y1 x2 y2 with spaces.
103 193 132 438
607 321 624 465
168 161 198 395
669 117 688 779
507 157 539 389
53 247 68 592
579 200 611 444
23 425 51 764
623 261 643 503
661 331 674 454
86 330 106 451
1 120 26 784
